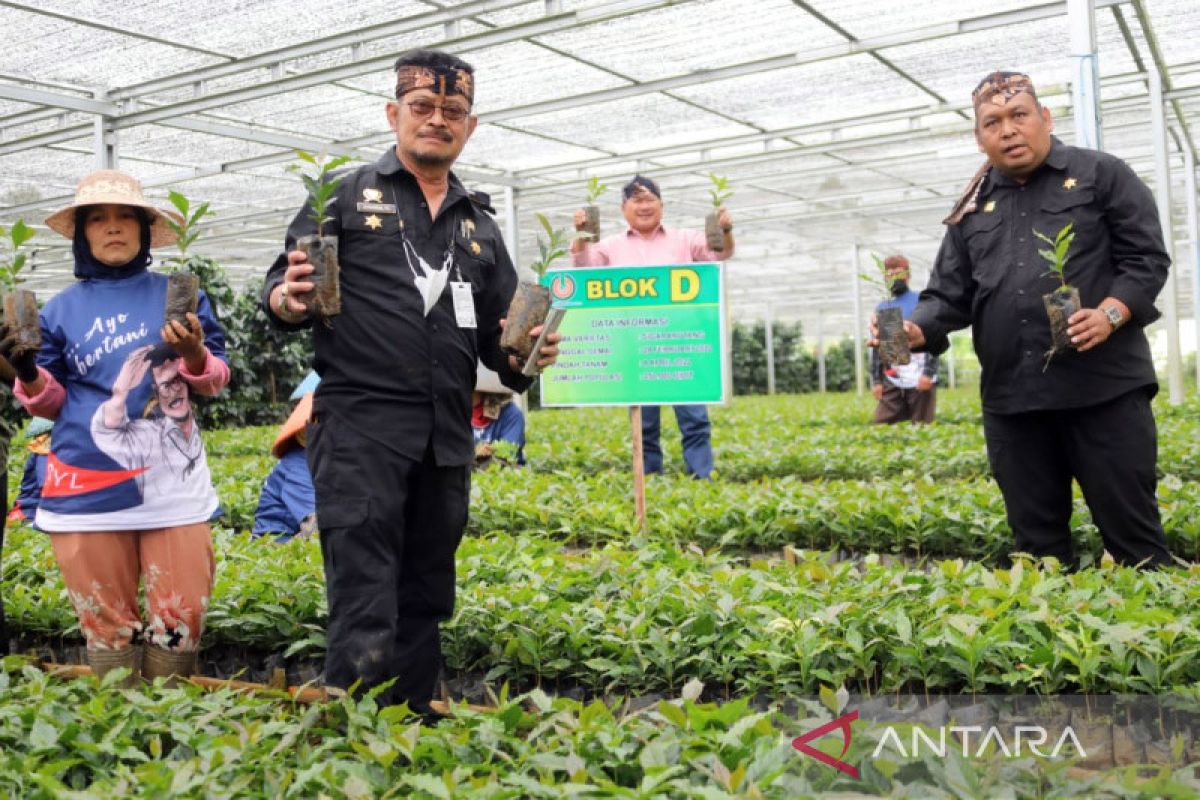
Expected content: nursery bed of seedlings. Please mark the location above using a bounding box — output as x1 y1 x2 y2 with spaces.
6 526 1200 698
3 387 1199 797
5 659 1200 799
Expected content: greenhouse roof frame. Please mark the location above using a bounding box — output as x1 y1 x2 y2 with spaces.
1 0 1199 344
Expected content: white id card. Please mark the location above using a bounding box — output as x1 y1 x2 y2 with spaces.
451 281 476 328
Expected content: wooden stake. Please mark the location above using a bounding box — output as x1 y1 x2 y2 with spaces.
630 406 647 533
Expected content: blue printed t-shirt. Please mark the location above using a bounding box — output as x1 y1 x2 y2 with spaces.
33 269 228 532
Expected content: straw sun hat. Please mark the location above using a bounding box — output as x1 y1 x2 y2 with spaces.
44 170 184 248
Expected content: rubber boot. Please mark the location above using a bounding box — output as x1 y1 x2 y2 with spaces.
87 645 141 688
143 646 197 688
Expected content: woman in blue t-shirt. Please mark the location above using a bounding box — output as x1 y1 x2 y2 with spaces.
0 169 230 686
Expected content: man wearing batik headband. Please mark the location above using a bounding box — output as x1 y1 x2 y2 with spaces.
570 175 734 480
875 70 1174 569
263 48 561 719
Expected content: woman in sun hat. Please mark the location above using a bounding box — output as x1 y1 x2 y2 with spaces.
0 169 230 686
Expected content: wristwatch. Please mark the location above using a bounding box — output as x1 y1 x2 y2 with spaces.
1101 304 1124 330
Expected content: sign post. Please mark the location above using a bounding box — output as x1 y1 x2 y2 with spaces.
630 407 646 533
540 263 728 530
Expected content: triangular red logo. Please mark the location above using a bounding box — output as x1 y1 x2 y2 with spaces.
792 710 859 779
41 452 147 498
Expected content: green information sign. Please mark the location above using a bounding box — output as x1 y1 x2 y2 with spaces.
539 263 728 407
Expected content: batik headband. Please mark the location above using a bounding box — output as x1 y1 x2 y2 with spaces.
395 65 474 104
972 72 1037 111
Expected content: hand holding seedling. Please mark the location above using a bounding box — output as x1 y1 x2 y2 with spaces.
866 313 926 349
499 318 562 373
274 250 315 321
162 312 206 372
1067 296 1130 352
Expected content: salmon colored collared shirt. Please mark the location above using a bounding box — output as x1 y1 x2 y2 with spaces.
571 225 731 267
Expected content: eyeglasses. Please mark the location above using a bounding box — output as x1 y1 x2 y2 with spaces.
404 99 470 122
155 375 184 393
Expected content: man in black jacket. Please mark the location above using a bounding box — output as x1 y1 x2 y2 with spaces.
263 49 559 714
889 71 1172 568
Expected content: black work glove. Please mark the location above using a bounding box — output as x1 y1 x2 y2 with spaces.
0 324 39 384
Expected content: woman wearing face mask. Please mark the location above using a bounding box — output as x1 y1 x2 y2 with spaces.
0 170 229 686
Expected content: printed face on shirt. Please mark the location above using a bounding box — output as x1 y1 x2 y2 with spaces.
152 359 192 423
621 186 663 236
386 88 477 170
974 92 1054 183
84 203 142 267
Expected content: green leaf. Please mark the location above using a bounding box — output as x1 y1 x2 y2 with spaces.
190 201 214 227
168 190 190 217
401 774 452 799
10 219 34 249
536 212 554 239
585 176 608 203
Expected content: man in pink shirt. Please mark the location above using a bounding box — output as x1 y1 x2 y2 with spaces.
571 175 734 479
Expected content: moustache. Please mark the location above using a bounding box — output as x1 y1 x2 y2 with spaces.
420 128 454 142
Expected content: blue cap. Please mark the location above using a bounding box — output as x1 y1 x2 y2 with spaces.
26 417 53 437
289 370 320 400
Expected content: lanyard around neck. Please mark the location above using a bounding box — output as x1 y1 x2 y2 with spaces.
390 183 464 282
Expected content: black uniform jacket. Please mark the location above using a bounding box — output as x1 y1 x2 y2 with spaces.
911 137 1169 414
263 147 530 466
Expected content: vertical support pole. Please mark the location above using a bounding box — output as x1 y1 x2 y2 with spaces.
817 308 826 393
630 407 646 534
93 90 117 169
1067 0 1102 150
1149 66 1184 404
851 243 864 395
1184 145 1200 393
502 183 529 417
503 184 519 268
764 301 776 395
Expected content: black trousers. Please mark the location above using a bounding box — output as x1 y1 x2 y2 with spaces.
307 414 469 709
982 389 1171 568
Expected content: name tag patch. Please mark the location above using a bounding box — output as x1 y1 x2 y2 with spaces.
356 202 398 214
